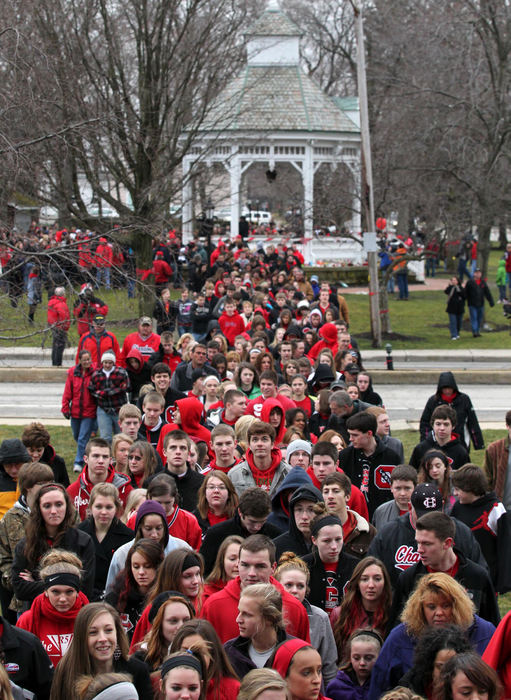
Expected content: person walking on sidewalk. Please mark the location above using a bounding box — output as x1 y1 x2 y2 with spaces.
47 286 71 366
464 268 494 337
444 276 465 340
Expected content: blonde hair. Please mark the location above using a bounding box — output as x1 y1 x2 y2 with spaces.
275 552 310 585
401 572 474 637
0 663 14 700
39 549 82 580
89 482 122 511
380 688 425 700
120 488 147 524
234 415 258 451
75 673 133 700
238 669 289 700
240 583 283 630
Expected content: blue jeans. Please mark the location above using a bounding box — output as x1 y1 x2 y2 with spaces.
127 276 136 298
448 313 462 338
425 258 437 277
96 267 111 289
458 258 471 282
498 285 507 301
396 272 408 299
70 417 96 467
468 305 484 334
96 407 120 443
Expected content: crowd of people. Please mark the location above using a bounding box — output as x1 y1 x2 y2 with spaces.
0 226 510 700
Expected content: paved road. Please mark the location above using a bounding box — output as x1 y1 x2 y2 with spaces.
0 381 506 428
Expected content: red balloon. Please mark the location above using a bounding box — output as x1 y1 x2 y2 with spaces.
376 217 387 230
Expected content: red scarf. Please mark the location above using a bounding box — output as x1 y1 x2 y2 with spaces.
440 392 457 403
26 590 89 639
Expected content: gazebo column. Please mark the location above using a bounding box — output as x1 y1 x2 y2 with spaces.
182 157 194 244
229 155 241 239
302 144 314 263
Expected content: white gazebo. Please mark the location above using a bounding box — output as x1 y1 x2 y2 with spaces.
182 1 361 261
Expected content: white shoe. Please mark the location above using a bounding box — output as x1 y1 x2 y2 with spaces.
73 464 82 473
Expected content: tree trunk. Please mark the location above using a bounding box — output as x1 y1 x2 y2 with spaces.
499 219 508 250
131 230 155 316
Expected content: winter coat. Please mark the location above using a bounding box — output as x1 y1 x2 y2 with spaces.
444 282 466 315
273 484 323 560
228 449 291 498
200 575 310 643
175 396 211 444
496 259 507 286
343 509 377 559
47 295 70 331
16 590 89 667
260 397 287 446
268 466 315 532
76 329 121 368
327 669 370 700
302 549 359 613
483 610 511 699
61 363 96 419
67 464 133 521
339 438 402 519
170 361 220 393
367 511 487 588
409 433 470 470
306 467 369 521
147 344 182 373
389 549 500 628
0 616 54 700
465 277 494 308
0 466 20 520
77 516 134 600
199 513 282 576
219 311 246 347
419 371 484 449
368 615 495 700
153 299 176 334
371 500 402 531
0 498 29 592
36 444 69 488
105 586 147 642
483 436 510 500
450 492 506 589
224 627 290 677
12 527 95 606
125 346 152 401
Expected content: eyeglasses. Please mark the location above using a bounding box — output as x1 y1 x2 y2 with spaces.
206 484 227 491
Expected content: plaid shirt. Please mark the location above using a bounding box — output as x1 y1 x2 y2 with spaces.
89 365 130 413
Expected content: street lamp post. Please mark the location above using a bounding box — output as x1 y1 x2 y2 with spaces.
348 0 381 347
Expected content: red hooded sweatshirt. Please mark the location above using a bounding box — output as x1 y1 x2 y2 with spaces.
17 590 89 667
175 397 211 444
246 393 296 420
260 397 286 446
308 322 339 360
218 310 245 347
67 464 133 520
200 575 310 644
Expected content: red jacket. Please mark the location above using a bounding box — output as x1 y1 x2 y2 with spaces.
17 590 89 667
47 295 71 331
73 299 109 336
153 257 172 284
121 332 161 366
67 464 133 520
76 330 121 368
61 364 97 419
95 242 113 268
218 312 245 347
176 397 211 443
201 575 310 643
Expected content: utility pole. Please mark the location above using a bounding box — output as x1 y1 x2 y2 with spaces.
349 0 381 347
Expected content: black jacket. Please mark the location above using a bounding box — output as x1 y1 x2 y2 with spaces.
409 433 470 471
464 278 494 308
153 300 176 334
273 484 323 560
200 512 282 576
339 438 401 519
367 511 487 588
105 587 147 642
445 283 465 315
41 445 69 488
225 628 290 677
302 549 358 612
78 516 134 600
114 655 152 700
163 466 204 513
268 467 316 532
12 527 95 606
0 616 53 700
389 549 500 628
419 371 484 450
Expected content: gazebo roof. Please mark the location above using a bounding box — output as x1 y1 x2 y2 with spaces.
246 8 302 37
201 65 359 134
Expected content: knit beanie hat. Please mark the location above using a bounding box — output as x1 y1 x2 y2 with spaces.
101 350 116 363
286 440 312 462
134 500 169 547
0 439 30 465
